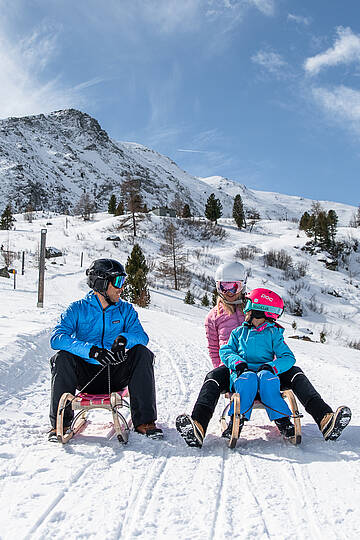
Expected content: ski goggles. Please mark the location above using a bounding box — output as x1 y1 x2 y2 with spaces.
244 300 283 316
110 275 126 289
219 281 244 294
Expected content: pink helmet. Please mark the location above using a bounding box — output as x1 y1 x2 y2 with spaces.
244 288 284 320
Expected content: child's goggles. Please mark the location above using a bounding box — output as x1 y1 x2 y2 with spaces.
111 275 126 289
244 299 283 316
219 281 244 294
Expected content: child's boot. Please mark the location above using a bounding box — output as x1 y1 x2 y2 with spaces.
275 416 295 439
320 406 351 441
221 416 245 440
176 414 205 448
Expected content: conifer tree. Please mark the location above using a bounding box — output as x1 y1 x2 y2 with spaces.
115 201 124 216
108 194 117 214
299 211 311 233
201 293 210 307
233 194 245 229
124 243 150 307
184 290 195 305
327 209 338 247
205 193 222 225
212 286 218 307
0 204 15 230
182 203 192 218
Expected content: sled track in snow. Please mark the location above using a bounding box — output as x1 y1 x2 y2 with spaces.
23 463 89 540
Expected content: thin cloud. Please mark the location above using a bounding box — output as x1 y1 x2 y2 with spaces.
252 50 287 74
305 26 360 76
287 13 311 26
177 149 209 153
248 0 275 17
0 22 86 118
73 77 110 91
312 85 360 133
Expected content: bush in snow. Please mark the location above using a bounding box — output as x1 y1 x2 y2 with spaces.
284 261 309 280
264 249 293 271
235 246 260 260
284 296 304 317
348 339 360 350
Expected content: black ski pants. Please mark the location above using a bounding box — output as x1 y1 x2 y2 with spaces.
192 364 332 432
49 344 157 429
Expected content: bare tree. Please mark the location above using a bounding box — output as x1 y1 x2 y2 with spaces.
159 222 188 290
121 176 144 237
74 192 96 221
170 193 184 217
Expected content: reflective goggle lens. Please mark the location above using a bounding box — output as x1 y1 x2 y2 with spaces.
112 275 126 288
219 281 243 294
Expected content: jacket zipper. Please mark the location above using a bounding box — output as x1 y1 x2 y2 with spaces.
101 310 105 347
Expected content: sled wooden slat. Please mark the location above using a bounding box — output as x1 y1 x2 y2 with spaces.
56 389 132 445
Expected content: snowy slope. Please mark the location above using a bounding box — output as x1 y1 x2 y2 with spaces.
201 175 356 226
0 211 359 539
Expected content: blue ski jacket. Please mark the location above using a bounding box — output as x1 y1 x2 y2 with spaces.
50 291 149 365
219 321 295 388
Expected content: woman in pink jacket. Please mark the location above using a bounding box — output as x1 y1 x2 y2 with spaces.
176 261 351 448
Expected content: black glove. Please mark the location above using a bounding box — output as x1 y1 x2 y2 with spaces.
235 362 249 376
89 346 118 366
111 335 127 362
257 363 275 374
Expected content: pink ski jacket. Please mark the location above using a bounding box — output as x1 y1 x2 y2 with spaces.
204 303 245 368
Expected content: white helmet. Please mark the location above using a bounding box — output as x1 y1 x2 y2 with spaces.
215 261 247 304
215 261 246 282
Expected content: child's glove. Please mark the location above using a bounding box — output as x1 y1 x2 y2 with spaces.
257 363 274 374
235 362 249 376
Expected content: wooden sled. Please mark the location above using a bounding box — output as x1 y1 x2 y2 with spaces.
220 389 302 448
56 388 132 445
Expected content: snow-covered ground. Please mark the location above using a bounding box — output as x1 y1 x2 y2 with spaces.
0 211 359 539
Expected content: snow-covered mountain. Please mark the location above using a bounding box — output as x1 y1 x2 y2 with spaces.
0 109 232 215
0 109 356 224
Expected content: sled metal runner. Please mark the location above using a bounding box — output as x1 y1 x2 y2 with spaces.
56 389 132 444
220 389 302 448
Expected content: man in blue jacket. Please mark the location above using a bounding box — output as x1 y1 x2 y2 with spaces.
48 258 162 441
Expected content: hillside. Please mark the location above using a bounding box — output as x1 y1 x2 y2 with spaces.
0 209 359 539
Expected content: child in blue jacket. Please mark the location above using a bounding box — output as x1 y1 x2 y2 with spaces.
219 288 295 439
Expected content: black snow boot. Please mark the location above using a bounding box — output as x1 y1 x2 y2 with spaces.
320 406 351 441
221 416 245 440
274 417 295 439
176 414 204 448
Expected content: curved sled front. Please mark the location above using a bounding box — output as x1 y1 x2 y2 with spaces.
281 389 302 445
56 389 132 444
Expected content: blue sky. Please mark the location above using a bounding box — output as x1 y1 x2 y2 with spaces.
0 0 359 206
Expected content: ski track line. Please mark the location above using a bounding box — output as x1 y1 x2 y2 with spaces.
153 340 187 395
114 447 170 539
22 462 89 540
284 462 324 540
208 445 227 540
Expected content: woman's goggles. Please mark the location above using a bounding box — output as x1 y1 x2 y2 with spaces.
110 275 126 289
219 281 244 294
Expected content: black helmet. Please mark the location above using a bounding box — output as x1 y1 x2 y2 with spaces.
86 259 126 295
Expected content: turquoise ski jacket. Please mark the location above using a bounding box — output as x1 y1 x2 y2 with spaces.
50 291 149 365
219 321 295 388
